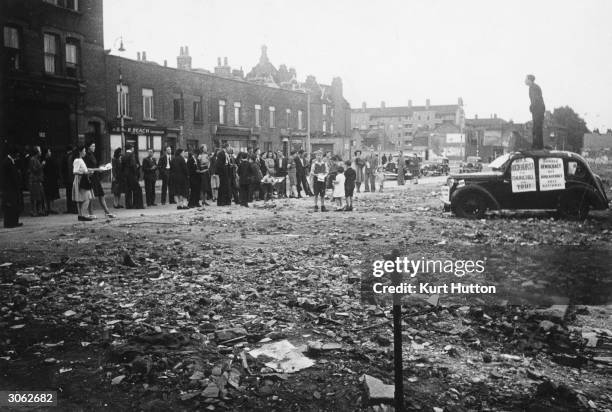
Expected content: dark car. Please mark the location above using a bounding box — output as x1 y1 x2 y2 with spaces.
459 156 483 173
440 150 609 219
383 161 413 181
421 158 450 176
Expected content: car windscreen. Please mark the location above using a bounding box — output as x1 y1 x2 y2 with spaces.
488 153 511 170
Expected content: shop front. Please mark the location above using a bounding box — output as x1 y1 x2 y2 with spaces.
109 124 166 163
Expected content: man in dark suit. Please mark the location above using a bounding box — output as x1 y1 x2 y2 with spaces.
215 144 231 206
525 74 545 150
122 144 141 209
61 145 78 213
158 146 174 205
2 145 23 228
142 149 158 206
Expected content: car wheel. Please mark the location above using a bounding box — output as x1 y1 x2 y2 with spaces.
558 194 590 220
453 191 488 219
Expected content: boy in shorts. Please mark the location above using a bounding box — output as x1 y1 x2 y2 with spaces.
310 150 329 212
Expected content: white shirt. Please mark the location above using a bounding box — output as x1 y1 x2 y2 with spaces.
73 158 88 175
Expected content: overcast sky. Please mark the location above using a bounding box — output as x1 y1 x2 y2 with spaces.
103 0 612 131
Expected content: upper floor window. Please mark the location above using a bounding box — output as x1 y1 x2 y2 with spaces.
219 99 226 124
330 121 334 134
233 102 241 126
193 96 203 122
330 108 334 118
298 110 303 130
254 104 261 127
286 108 291 128
117 84 130 117
142 88 154 120
43 33 58 74
323 120 327 132
3 26 20 70
65 38 79 77
44 0 79 11
322 104 327 116
173 93 184 121
269 106 276 128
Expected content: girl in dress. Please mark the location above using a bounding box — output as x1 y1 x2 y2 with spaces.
72 145 94 221
332 166 345 211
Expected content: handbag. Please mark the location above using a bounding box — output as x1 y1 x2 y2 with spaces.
79 174 92 190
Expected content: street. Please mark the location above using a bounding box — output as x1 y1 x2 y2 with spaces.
1 177 611 411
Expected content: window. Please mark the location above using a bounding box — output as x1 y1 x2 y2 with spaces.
255 104 261 127
234 102 241 126
330 108 334 118
193 97 203 122
65 39 79 77
269 106 275 128
43 33 58 74
142 88 154 120
286 108 291 128
116 84 130 117
44 0 78 11
298 110 303 130
218 100 226 124
330 121 334 134
173 94 184 121
322 104 327 116
323 120 327 132
3 26 20 70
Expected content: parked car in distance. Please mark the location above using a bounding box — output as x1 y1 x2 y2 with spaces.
383 161 413 181
440 150 609 219
421 158 450 176
460 156 483 173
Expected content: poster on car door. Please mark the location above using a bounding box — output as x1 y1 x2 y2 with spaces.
538 157 565 191
510 157 536 193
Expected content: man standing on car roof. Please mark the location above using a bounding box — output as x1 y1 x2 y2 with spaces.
525 74 545 150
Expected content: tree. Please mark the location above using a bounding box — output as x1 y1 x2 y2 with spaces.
550 106 590 152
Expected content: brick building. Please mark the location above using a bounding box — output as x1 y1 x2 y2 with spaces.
1 0 107 157
465 115 525 162
351 98 465 152
106 45 352 162
105 51 309 163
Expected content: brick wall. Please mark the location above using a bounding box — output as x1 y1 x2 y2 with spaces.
105 55 310 153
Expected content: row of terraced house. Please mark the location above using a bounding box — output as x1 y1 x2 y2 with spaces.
1 0 352 164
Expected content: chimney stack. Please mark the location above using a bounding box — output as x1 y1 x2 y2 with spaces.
224 57 228 66
142 51 146 61
176 46 192 70
494 113 497 119
137 52 141 61
362 102 367 111
381 101 386 109
458 97 463 106
475 114 478 119
408 99 412 108
426 99 430 109
164 60 167 67
217 57 221 66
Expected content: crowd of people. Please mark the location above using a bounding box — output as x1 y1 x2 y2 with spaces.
1 143 391 228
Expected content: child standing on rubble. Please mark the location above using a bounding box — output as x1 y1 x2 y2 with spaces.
375 165 385 193
344 160 356 211
332 166 345 211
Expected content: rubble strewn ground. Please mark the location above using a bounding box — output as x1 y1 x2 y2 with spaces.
1 177 611 411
